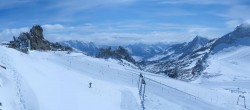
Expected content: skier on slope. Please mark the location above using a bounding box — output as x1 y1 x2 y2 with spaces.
139 73 143 78
89 82 92 88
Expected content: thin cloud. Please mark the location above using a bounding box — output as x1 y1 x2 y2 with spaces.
0 0 246 45
0 0 35 9
45 32 192 45
225 20 241 29
158 0 240 5
42 24 66 31
0 27 29 42
216 5 250 28
223 5 250 19
48 0 136 15
0 23 228 45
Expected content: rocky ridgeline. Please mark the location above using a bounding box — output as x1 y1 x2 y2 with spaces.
8 25 72 53
97 46 136 64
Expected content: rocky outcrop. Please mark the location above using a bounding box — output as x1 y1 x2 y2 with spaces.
97 46 135 64
8 25 72 53
30 25 44 39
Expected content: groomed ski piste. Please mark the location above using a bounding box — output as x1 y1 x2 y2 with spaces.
0 45 249 110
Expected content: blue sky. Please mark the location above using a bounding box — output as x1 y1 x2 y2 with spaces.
0 0 250 45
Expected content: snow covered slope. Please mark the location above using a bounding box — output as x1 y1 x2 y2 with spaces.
196 46 250 110
205 46 250 82
0 46 229 110
200 23 250 82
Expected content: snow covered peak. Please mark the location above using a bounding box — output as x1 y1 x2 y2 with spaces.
216 23 250 43
184 35 209 51
194 35 205 39
236 23 250 29
191 35 209 46
234 23 250 35
211 23 250 53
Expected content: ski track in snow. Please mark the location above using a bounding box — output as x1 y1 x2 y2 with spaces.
0 53 26 110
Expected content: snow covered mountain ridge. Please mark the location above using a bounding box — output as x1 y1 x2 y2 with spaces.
143 23 250 80
60 23 250 81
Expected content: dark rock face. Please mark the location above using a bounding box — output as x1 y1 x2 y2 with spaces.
30 25 44 39
115 46 136 63
9 32 31 53
97 46 135 64
96 47 113 58
9 25 72 52
29 25 51 50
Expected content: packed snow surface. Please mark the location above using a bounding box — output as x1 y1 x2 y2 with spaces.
0 46 249 110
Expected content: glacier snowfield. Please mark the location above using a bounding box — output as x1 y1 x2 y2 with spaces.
0 46 249 110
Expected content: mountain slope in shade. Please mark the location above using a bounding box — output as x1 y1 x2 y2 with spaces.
157 36 209 61
211 24 250 53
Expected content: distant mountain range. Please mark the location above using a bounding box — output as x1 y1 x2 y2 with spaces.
60 41 99 56
60 41 170 61
60 24 250 81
